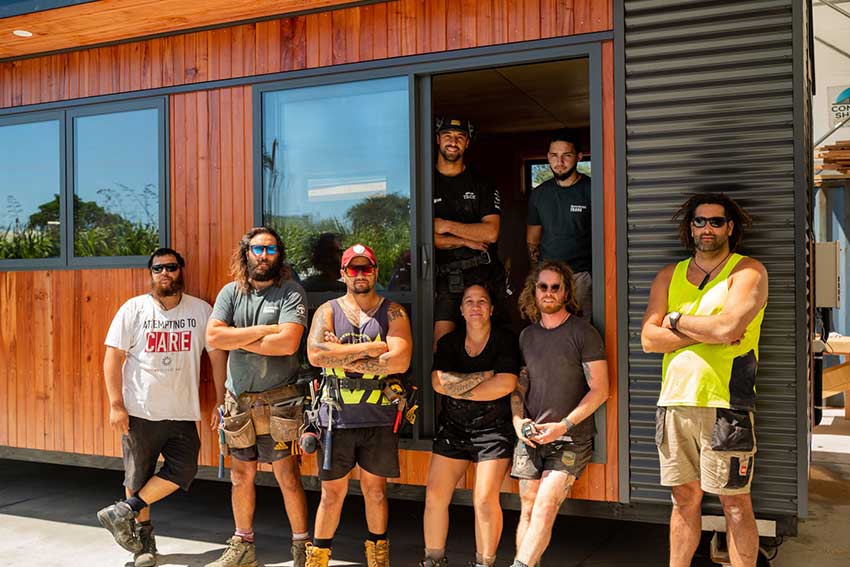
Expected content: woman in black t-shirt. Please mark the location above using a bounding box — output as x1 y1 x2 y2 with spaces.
420 284 520 567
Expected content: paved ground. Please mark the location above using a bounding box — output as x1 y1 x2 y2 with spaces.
0 410 848 566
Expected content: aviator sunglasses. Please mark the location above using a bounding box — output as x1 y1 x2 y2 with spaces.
249 244 279 256
691 216 728 228
151 263 180 274
344 264 376 277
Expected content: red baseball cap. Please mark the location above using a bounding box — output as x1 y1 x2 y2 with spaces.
341 244 377 268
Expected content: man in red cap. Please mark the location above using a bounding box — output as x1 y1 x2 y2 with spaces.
305 243 413 567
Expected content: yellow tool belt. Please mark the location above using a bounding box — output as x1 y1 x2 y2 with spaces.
222 384 303 449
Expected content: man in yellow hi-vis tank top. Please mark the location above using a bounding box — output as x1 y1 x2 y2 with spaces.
641 194 768 567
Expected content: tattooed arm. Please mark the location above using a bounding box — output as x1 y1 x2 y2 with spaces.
331 302 413 375
306 302 388 367
512 367 536 446
432 369 493 397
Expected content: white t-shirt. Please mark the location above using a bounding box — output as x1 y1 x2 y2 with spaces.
105 293 215 421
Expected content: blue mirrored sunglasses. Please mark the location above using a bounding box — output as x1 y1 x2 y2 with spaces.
250 244 279 256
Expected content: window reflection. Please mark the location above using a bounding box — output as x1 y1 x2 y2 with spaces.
73 108 160 257
261 77 411 289
0 119 61 259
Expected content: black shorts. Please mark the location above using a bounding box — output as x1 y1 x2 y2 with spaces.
433 419 514 463
510 437 593 480
122 416 201 492
229 434 296 464
316 426 400 481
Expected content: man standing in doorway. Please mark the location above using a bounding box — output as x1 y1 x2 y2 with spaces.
510 260 609 567
305 244 413 567
641 193 768 567
206 227 311 567
97 248 227 567
526 129 593 320
433 117 507 346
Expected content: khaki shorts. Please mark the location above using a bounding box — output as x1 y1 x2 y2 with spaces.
656 406 756 495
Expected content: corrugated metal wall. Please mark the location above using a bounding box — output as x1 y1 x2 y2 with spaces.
623 0 809 517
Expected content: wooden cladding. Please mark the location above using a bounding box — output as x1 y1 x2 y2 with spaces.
0 0 618 501
0 0 612 109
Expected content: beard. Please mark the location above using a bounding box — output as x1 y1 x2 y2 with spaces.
537 297 565 314
151 272 184 297
439 145 464 163
352 280 374 295
694 234 728 253
249 255 282 282
550 164 577 182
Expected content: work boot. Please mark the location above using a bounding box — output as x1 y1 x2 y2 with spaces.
134 524 158 567
419 557 448 567
97 501 142 553
291 539 308 567
304 543 332 567
204 536 258 567
364 538 390 567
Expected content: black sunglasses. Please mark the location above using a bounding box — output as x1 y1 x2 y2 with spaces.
692 216 728 228
151 263 180 274
536 282 562 293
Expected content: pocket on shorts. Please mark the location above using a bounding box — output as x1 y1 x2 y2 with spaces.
710 408 754 452
270 404 303 443
655 407 667 448
223 411 256 449
724 454 754 489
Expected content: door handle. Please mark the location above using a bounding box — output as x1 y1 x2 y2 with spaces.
420 244 432 280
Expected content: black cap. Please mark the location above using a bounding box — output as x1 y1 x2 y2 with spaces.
435 117 474 137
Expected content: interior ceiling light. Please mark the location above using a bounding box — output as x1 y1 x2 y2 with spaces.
13 30 33 38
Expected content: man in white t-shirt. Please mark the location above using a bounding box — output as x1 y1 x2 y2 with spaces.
96 248 227 567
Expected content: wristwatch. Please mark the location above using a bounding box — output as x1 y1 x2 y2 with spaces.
668 311 682 332
560 417 575 433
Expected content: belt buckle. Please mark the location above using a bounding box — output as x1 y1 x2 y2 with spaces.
480 251 491 265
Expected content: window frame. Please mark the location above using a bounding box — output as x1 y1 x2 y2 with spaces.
0 96 169 271
251 42 606 457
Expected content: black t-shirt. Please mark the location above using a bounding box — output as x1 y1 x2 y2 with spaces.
527 174 592 273
432 326 521 429
519 314 606 440
433 167 501 268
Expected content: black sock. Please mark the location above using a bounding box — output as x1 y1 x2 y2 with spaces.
313 537 333 548
367 531 387 542
124 495 148 512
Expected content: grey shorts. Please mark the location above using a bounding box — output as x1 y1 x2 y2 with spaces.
122 416 200 492
510 438 593 480
229 434 296 464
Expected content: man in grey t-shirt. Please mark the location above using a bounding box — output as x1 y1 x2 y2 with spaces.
206 227 310 567
509 260 609 567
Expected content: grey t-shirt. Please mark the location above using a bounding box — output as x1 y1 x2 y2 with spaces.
211 280 308 396
519 314 606 440
527 175 592 273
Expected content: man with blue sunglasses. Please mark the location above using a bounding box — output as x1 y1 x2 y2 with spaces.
206 227 311 567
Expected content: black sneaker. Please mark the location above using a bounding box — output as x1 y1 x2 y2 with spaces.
134 523 158 567
97 501 142 553
419 558 448 567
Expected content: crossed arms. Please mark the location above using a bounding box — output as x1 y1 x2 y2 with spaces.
640 257 768 354
206 318 303 356
306 301 413 375
432 368 518 401
434 214 500 251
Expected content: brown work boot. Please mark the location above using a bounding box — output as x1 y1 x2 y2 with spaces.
291 539 308 567
304 543 331 567
204 536 258 567
365 538 390 567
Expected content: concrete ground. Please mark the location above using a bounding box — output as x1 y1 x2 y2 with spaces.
0 410 848 566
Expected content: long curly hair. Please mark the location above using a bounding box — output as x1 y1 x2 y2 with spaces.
518 260 580 322
672 192 752 252
230 226 291 292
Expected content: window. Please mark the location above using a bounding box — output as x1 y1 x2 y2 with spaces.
0 115 62 261
0 98 167 269
260 77 411 291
